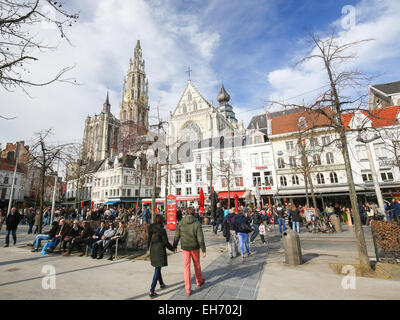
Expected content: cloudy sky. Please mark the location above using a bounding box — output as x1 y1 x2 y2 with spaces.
1 0 400 148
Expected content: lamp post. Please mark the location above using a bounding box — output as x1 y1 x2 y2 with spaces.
50 161 60 224
356 132 385 217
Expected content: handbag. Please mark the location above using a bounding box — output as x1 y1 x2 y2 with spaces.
259 224 266 235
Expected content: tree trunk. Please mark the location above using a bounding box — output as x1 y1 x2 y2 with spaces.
340 129 372 272
38 169 45 234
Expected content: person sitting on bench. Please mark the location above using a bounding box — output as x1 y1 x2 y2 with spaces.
102 221 128 260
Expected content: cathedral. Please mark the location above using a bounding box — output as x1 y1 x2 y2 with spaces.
167 80 245 151
81 40 150 163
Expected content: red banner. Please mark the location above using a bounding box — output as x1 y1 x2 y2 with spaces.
166 194 177 231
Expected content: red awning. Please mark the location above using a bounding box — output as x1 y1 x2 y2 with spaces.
218 191 246 199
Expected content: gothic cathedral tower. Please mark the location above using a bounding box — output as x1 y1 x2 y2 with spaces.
119 40 150 155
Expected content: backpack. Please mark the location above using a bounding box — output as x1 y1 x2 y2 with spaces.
238 221 253 233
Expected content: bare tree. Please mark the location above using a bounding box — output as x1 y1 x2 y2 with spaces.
270 30 375 272
0 0 79 95
28 128 72 233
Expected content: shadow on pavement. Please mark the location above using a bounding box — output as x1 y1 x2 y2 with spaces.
0 259 129 287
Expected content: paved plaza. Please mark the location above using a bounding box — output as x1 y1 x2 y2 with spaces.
0 224 399 300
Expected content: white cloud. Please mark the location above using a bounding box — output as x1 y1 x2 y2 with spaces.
0 0 220 148
267 0 400 108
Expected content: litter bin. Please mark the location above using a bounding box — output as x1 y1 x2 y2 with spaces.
282 229 303 265
330 214 342 233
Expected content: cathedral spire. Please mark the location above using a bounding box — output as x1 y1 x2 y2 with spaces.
103 91 111 113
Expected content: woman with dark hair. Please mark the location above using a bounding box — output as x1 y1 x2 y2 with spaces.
147 214 174 298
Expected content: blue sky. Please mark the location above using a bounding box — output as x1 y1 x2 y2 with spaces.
1 0 399 147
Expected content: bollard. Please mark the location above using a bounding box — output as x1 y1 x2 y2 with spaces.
330 214 342 233
282 229 303 265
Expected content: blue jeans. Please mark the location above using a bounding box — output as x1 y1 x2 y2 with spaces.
150 267 164 293
214 221 221 234
5 229 17 245
47 237 61 251
32 235 51 250
278 218 286 234
28 223 34 234
292 221 300 233
238 232 250 256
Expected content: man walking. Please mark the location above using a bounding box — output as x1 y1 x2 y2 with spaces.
276 203 287 234
173 207 206 297
213 203 224 234
4 207 22 247
250 207 265 244
222 208 240 258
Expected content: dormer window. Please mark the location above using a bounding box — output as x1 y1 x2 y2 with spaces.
182 103 187 113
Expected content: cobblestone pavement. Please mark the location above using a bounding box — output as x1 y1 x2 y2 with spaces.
171 227 271 300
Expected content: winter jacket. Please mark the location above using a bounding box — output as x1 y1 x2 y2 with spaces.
276 207 285 219
147 223 174 267
173 215 206 252
65 225 82 239
222 213 237 231
216 207 224 223
235 214 252 234
290 209 301 222
5 211 22 230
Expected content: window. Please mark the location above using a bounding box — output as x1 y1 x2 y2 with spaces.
186 187 192 195
313 154 321 165
197 187 201 194
277 157 285 169
135 189 139 196
253 172 261 186
356 145 368 161
280 176 287 186
234 160 242 172
207 166 212 181
196 168 202 181
250 153 259 166
374 143 387 159
381 171 393 181
330 172 338 184
254 136 262 144
221 178 227 187
196 154 201 163
326 152 334 165
235 177 244 187
286 141 294 150
182 103 187 113
193 101 198 111
321 136 331 146
127 189 131 197
362 173 373 182
289 156 296 167
310 138 319 148
122 189 126 196
185 169 192 183
292 175 299 185
207 187 211 194
316 173 325 184
261 152 269 165
175 171 181 184
264 171 273 186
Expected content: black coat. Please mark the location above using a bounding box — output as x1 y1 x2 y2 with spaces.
290 209 301 222
5 211 22 230
216 207 224 223
147 223 174 268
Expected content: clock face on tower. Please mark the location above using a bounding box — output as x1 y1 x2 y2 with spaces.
124 91 132 103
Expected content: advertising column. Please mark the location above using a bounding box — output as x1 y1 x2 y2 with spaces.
166 194 177 231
